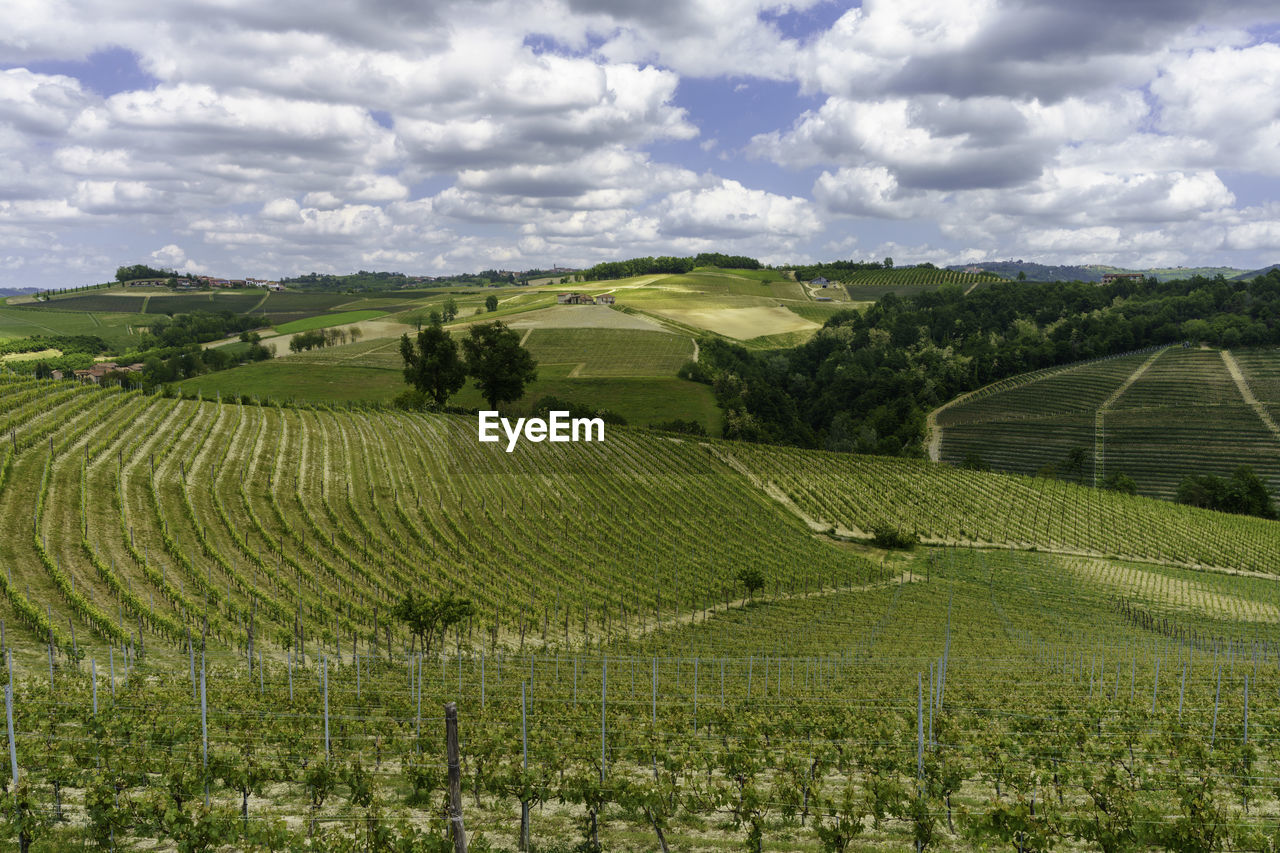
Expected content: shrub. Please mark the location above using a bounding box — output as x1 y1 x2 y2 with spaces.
650 418 706 436
872 525 917 550
677 359 712 384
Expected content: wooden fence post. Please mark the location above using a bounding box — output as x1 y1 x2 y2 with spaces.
445 702 468 853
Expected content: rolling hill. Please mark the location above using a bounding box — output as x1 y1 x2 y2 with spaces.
932 345 1280 500
2 377 1280 849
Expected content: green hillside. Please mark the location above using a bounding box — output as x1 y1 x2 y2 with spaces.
3 378 1280 848
933 346 1280 500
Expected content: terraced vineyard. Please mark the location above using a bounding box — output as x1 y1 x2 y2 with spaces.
935 346 1280 499
4 378 1280 850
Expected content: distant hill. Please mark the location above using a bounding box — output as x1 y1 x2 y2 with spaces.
1117 265 1246 282
946 261 1101 281
0 287 39 298
947 262 1248 282
1231 263 1280 281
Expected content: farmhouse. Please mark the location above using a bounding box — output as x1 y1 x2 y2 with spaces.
72 362 145 384
597 294 616 305
811 277 829 286
556 293 595 305
1101 272 1144 284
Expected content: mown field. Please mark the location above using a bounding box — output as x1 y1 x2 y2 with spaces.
177 325 722 430
934 345 1280 500
1 379 1280 849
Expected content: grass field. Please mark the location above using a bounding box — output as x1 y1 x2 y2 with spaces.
519 328 693 376
648 305 818 339
934 346 1280 499
175 358 722 430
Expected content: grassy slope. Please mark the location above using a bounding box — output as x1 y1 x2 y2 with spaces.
0 305 151 347
175 360 723 431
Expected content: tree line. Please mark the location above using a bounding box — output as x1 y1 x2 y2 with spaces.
580 253 761 281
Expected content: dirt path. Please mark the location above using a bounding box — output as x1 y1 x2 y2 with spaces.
626 570 914 640
704 444 868 537
703 439 1276 583
1093 347 1167 485
1222 349 1280 440
691 337 699 362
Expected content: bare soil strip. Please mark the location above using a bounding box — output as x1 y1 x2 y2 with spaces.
704 444 867 537
1093 346 1167 484
1222 348 1280 440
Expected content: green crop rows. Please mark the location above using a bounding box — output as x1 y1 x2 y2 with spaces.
937 346 1280 499
2 378 1280 849
6 546 1280 850
725 438 1280 573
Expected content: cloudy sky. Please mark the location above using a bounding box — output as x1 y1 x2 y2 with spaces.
3 0 1280 288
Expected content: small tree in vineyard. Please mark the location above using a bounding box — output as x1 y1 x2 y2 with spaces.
736 567 765 602
393 590 475 657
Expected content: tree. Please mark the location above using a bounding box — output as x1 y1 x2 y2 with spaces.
736 567 764 602
442 297 459 321
115 263 168 282
883 257 893 269
400 326 466 407
1017 271 1027 281
1176 467 1277 519
392 590 475 657
485 294 499 312
462 321 537 410
1062 447 1089 481
1102 472 1138 494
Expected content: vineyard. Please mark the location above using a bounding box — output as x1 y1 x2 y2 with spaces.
935 346 1280 500
2 378 1280 849
837 268 1002 301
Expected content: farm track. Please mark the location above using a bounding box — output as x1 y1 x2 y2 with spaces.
617 569 915 644
1094 346 1169 485
1222 348 1280 441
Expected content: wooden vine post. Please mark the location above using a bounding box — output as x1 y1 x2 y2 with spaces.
445 702 468 853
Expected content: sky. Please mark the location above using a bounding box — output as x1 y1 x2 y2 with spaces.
3 0 1280 288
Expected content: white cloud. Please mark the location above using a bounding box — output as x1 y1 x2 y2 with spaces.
656 180 821 239
3 0 1280 284
0 69 91 135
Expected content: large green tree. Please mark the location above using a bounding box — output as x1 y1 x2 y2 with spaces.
462 321 537 410
400 324 467 407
